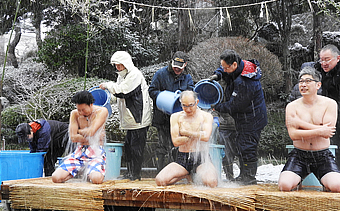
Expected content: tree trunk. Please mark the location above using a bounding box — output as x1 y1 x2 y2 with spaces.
178 0 195 52
33 12 43 50
8 26 21 68
312 7 322 60
271 0 293 94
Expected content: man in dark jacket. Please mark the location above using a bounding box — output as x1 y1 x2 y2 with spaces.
16 119 72 176
210 49 268 185
316 44 340 166
149 51 195 172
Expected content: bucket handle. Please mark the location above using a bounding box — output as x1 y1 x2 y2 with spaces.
88 86 111 102
88 86 101 92
174 90 181 96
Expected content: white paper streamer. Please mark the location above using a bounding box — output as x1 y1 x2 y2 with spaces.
226 8 232 31
220 8 224 26
132 3 136 18
265 2 269 23
118 0 122 19
168 9 173 24
307 0 314 12
260 2 264 18
150 7 156 29
188 9 195 30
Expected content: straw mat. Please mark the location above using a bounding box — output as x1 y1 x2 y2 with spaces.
101 179 257 210
255 184 340 211
4 178 340 211
6 177 104 211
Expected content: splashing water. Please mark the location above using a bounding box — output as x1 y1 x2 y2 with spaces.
61 117 107 183
181 119 221 188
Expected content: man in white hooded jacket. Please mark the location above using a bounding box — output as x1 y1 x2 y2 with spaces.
99 51 152 180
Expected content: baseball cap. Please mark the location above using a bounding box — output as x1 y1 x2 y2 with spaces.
15 123 31 143
172 51 187 69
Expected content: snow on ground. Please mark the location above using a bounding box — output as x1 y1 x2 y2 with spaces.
256 163 284 183
221 163 284 184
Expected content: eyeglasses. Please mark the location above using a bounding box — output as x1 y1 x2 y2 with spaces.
318 58 333 64
181 101 197 108
222 64 232 71
299 78 319 84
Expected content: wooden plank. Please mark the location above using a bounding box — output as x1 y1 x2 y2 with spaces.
105 200 238 211
102 185 250 211
104 191 239 211
0 183 9 200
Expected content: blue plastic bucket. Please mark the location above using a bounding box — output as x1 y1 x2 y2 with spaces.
88 86 112 116
286 145 338 189
0 150 46 183
209 144 225 178
194 79 223 110
104 143 124 180
156 90 182 115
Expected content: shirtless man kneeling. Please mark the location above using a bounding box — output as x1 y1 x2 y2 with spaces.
278 66 340 192
155 90 218 188
52 90 108 184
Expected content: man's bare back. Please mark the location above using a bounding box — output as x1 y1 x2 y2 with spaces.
286 95 337 150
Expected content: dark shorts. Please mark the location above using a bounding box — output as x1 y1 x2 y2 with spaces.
282 148 340 180
176 151 204 174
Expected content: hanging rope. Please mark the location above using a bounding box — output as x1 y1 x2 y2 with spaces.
118 0 277 10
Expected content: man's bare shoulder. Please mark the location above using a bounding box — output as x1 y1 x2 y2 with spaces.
70 109 80 117
93 105 108 112
93 105 109 117
317 95 337 105
170 111 184 119
198 109 213 118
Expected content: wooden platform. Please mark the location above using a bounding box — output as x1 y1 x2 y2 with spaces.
2 178 340 211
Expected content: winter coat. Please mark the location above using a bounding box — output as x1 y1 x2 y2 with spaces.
30 119 51 152
104 51 152 130
30 119 69 153
148 64 194 126
316 61 340 104
213 59 268 132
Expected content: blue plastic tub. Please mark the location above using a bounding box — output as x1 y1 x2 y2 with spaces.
0 150 46 183
89 86 112 116
104 143 124 180
209 144 225 178
156 90 182 115
194 79 223 110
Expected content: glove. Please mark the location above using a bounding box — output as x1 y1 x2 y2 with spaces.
208 75 218 82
